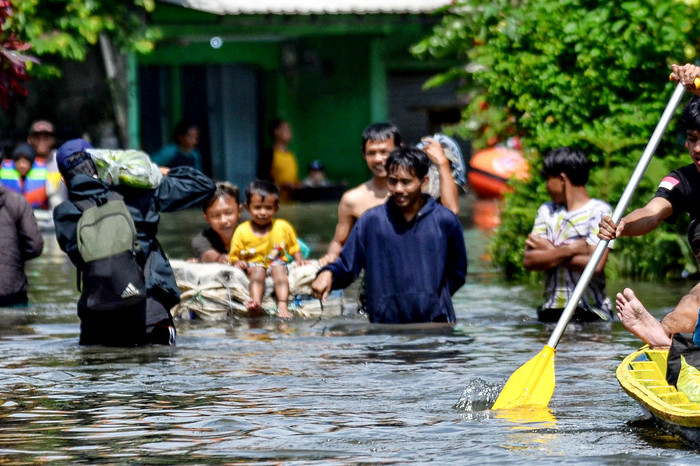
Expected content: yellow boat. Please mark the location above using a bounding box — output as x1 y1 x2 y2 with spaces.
616 345 700 444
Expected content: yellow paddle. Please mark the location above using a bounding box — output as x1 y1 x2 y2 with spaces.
492 81 693 410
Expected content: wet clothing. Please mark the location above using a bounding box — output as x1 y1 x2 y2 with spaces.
321 195 467 324
531 199 614 321
0 158 50 209
151 144 202 171
0 185 43 306
53 167 215 346
191 226 228 259
229 219 301 267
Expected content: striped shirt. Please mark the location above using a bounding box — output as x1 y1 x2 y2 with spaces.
531 199 613 314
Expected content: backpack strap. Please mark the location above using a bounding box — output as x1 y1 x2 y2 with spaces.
74 190 123 212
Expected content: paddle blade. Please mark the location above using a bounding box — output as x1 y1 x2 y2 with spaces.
492 345 555 410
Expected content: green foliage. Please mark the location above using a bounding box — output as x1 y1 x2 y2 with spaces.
7 0 157 77
415 0 700 281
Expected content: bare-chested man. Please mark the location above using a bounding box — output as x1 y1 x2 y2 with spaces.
600 63 700 348
318 122 459 266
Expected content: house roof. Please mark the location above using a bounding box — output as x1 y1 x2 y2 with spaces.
158 0 453 15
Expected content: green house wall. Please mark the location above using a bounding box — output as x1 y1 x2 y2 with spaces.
133 3 453 186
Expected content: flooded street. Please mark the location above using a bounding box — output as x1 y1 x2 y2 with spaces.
2 199 699 463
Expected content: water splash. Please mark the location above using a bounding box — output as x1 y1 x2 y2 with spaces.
453 378 502 411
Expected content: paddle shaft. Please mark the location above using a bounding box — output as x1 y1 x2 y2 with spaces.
546 82 688 350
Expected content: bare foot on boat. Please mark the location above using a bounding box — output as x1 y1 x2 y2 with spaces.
246 299 263 318
616 288 672 348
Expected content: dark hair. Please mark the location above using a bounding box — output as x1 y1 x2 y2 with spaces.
268 117 287 139
245 179 280 204
172 119 198 142
541 147 590 186
202 181 240 212
385 146 431 179
362 122 401 153
681 96 700 133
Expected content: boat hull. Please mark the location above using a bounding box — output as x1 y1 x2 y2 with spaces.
617 346 700 444
467 147 528 198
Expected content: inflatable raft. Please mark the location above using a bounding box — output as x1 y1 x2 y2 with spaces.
169 259 343 321
467 146 528 198
617 345 700 445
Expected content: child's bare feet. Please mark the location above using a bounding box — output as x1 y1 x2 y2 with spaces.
616 288 672 348
246 299 263 318
277 301 292 319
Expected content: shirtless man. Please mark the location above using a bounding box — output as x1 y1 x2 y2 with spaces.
318 122 459 266
600 63 700 348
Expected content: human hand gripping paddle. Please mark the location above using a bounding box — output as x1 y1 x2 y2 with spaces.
492 76 700 410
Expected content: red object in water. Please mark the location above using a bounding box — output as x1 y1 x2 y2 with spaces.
468 147 529 198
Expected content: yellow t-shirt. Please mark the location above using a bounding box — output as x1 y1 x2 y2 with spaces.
271 148 299 185
229 219 301 267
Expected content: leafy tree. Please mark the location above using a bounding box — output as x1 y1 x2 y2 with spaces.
414 0 700 280
0 0 156 108
0 1 37 108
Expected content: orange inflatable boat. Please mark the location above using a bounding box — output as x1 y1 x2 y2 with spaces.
468 147 529 198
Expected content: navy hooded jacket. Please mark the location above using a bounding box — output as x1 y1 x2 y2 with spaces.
322 195 467 323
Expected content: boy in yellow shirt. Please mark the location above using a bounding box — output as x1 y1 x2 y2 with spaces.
229 179 306 318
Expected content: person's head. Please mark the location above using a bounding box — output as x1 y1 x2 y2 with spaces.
541 147 590 203
244 179 280 226
385 146 430 210
362 122 402 179
269 118 292 146
202 182 241 241
306 159 326 184
173 120 199 152
12 143 36 177
55 139 97 183
27 120 56 159
681 96 700 172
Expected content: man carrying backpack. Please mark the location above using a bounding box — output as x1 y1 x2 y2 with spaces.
53 139 216 346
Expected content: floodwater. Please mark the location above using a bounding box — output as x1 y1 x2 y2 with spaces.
3 197 700 464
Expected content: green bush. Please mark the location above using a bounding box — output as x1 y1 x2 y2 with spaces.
414 0 700 280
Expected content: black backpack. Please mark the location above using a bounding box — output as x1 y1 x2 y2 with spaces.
75 192 146 311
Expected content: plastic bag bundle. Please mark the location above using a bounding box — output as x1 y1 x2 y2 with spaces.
88 149 163 189
417 133 468 199
676 355 700 403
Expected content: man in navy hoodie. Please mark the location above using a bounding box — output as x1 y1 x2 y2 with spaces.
311 146 467 323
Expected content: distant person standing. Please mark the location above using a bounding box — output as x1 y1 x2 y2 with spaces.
269 118 301 200
151 119 203 172
0 143 50 210
523 147 613 322
0 184 43 307
26 119 65 208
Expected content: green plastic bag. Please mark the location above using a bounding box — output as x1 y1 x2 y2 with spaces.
88 149 163 189
676 355 700 403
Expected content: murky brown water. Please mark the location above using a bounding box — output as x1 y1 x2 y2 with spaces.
2 198 699 463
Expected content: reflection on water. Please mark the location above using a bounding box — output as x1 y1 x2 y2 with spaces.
1 199 699 462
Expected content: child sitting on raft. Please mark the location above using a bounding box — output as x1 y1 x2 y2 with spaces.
191 182 241 264
229 179 307 318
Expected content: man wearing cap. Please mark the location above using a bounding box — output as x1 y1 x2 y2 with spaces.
0 143 50 210
27 119 66 208
53 139 216 346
